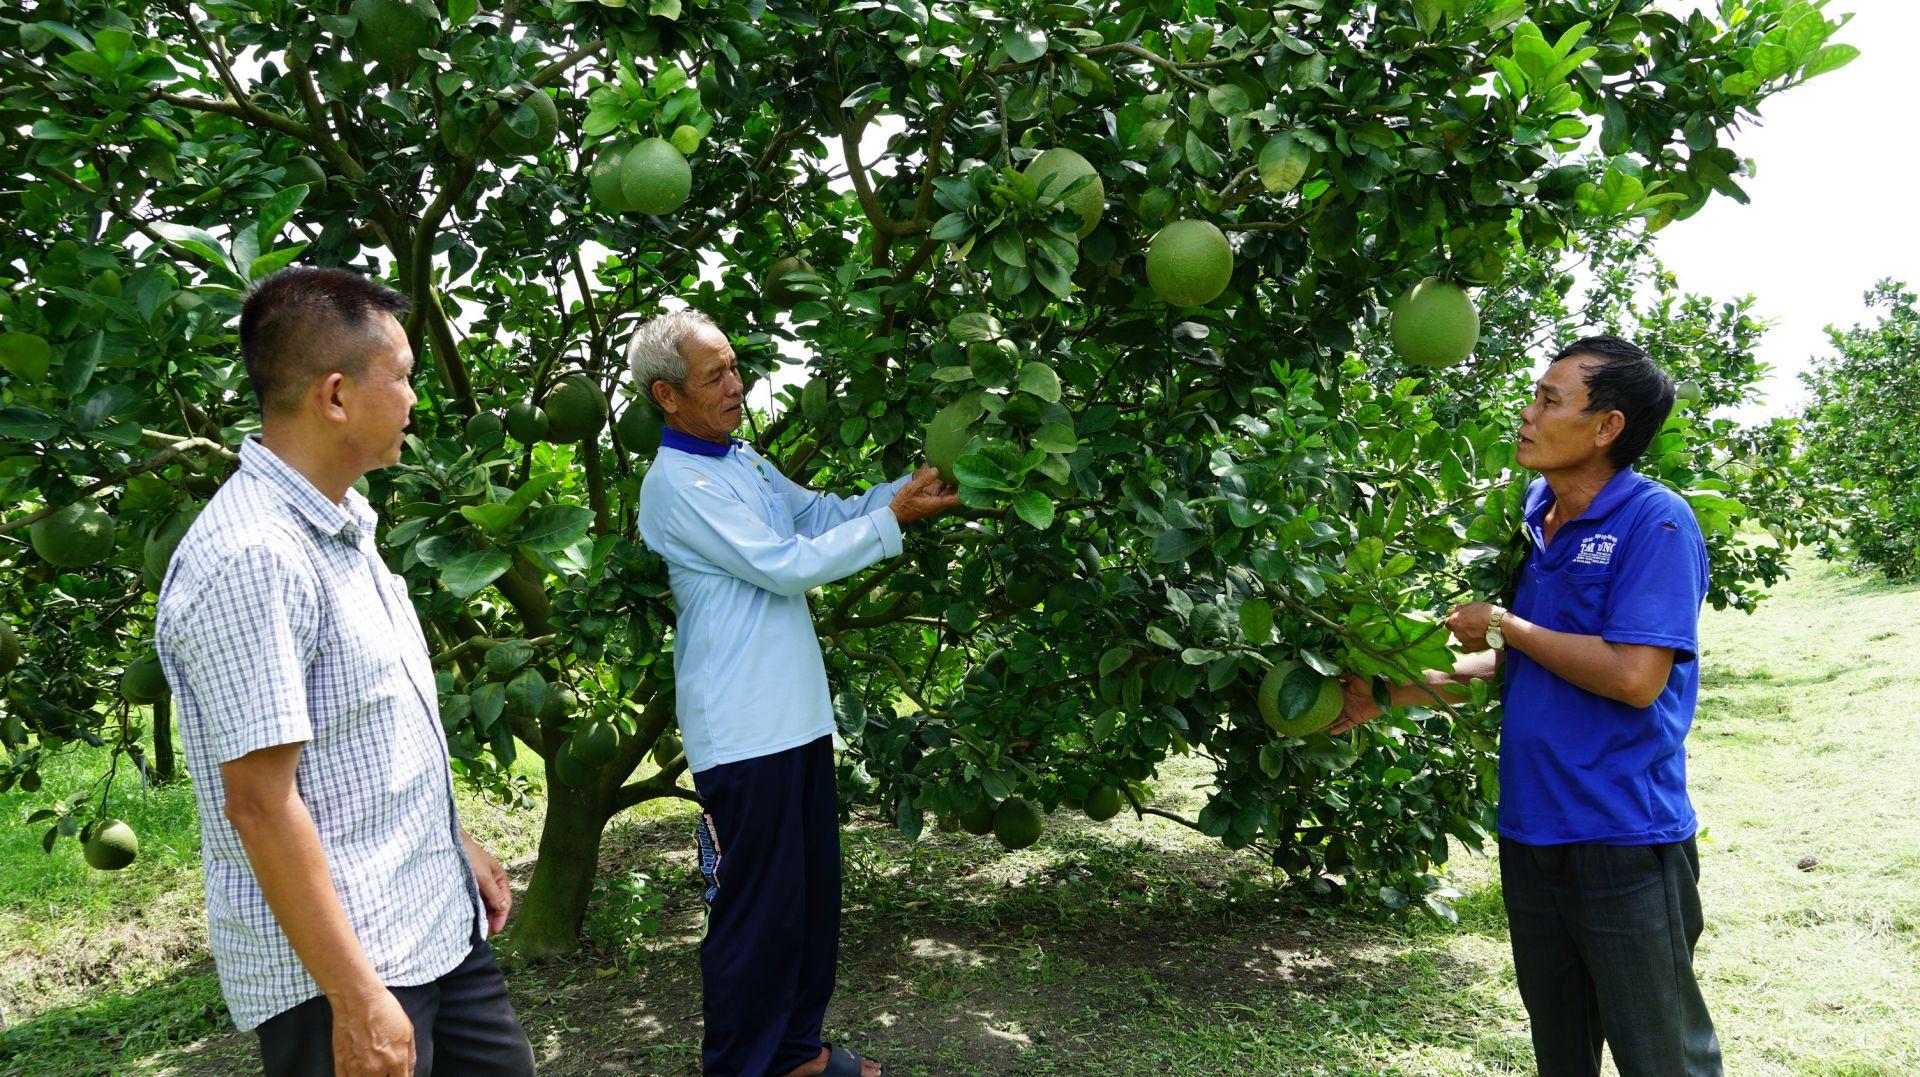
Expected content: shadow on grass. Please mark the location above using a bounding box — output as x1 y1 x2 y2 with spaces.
0 960 256 1077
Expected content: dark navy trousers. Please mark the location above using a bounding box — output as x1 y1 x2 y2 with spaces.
692 735 842 1076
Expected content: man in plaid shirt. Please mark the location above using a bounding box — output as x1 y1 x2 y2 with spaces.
157 267 534 1075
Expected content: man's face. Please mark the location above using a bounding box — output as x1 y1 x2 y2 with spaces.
658 326 744 439
1516 356 1618 472
339 314 417 470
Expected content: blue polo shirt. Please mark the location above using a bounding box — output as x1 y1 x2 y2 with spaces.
1499 467 1709 846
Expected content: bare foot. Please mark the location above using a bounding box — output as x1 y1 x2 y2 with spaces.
780 1048 829 1077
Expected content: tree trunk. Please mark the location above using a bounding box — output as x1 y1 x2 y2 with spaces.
152 696 177 783
503 758 616 960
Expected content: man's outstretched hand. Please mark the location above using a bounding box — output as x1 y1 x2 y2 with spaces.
891 466 960 526
1325 673 1383 735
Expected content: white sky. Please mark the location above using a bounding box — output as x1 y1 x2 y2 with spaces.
1654 0 1916 421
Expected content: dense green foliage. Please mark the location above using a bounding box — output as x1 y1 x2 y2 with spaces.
0 0 1851 949
1801 281 1920 577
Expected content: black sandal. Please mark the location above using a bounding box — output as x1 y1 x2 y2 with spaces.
821 1043 883 1076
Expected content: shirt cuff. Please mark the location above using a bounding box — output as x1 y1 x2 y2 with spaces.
869 506 903 559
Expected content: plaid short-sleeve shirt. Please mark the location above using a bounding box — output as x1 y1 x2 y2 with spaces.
156 437 482 1031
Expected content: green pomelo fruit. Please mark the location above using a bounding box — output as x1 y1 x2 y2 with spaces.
1675 380 1703 405
992 797 1044 851
553 740 596 789
465 411 504 445
1083 783 1123 823
30 501 115 568
1004 573 1047 610
284 155 328 192
143 508 197 587
84 819 138 871
589 145 637 212
1389 277 1479 368
651 731 682 768
924 401 980 486
1023 148 1105 239
958 802 996 836
505 401 549 443
570 720 619 767
1258 659 1344 736
0 620 19 676
616 401 664 453
541 684 577 722
119 652 170 704
542 375 609 443
618 138 692 216
349 0 439 70
90 270 123 298
762 255 815 306
1145 220 1234 307
487 87 559 157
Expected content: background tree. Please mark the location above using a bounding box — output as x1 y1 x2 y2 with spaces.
1801 280 1920 578
0 0 1853 954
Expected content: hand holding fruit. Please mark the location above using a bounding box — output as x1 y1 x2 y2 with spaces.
890 466 959 527
1326 673 1383 736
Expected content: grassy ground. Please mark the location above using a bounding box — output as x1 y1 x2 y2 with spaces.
3 550 1917 1075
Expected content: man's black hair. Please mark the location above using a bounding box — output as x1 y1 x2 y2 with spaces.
239 267 411 414
1551 334 1675 468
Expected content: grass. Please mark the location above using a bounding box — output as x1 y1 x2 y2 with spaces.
3 549 1918 1074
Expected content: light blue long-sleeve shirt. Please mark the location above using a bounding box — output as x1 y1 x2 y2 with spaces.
637 433 911 772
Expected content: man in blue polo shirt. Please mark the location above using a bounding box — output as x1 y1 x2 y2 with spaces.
629 309 957 1077
1333 335 1721 1076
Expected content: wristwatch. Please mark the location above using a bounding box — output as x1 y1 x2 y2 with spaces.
1485 605 1508 651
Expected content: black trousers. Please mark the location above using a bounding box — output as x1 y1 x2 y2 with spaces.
255 937 535 1076
1501 837 1722 1076
692 735 842 1076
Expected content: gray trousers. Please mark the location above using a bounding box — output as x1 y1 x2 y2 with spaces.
1500 837 1723 1077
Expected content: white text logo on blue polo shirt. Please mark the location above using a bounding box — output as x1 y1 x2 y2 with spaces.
1574 533 1618 566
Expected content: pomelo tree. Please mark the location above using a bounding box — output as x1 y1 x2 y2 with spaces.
0 0 1851 952
1801 280 1920 578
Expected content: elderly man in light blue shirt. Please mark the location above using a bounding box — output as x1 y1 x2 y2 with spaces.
634 309 955 1077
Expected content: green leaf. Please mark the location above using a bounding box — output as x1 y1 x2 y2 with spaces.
1152 528 1208 562
149 223 232 271
947 312 1002 343
471 682 506 730
1092 708 1117 742
1099 646 1133 677
1015 362 1062 403
1031 422 1078 454
648 0 682 18
0 406 59 441
1800 43 1860 81
248 243 308 281
1238 598 1273 644
954 453 1014 492
517 505 596 552
1206 83 1250 115
0 333 52 384
1277 664 1326 721
1010 490 1054 530
440 548 513 600
484 639 536 675
1007 28 1048 63
460 502 525 533
1258 134 1312 194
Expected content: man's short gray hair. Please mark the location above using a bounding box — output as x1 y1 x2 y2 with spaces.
626 308 717 411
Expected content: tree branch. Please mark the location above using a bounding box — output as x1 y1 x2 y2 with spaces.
0 438 232 536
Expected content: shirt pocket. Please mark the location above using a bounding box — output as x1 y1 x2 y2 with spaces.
1549 565 1613 632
